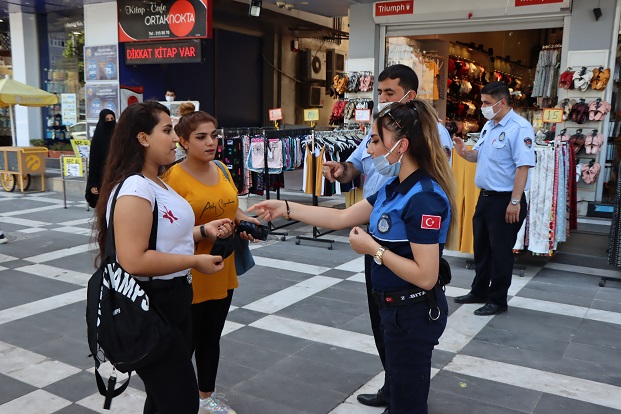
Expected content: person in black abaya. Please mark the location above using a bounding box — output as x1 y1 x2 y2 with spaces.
86 109 116 208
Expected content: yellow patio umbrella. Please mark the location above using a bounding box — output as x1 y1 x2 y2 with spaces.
0 76 59 146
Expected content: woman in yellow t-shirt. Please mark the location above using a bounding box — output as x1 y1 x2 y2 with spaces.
163 111 259 414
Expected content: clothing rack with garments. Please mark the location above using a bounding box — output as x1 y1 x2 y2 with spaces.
532 45 561 101
514 143 574 255
261 128 311 237
218 127 310 239
296 127 366 249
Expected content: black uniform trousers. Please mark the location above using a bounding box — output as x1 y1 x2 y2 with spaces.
380 285 448 414
471 192 527 307
136 277 198 414
364 254 387 375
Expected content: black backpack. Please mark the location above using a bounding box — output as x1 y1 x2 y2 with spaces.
86 179 171 409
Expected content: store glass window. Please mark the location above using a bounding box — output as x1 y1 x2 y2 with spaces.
42 10 84 141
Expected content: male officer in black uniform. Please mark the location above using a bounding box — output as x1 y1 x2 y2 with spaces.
452 82 535 315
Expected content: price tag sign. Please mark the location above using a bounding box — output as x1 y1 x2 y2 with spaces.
542 108 564 123
70 139 91 159
269 108 283 121
303 108 320 122
62 157 84 177
355 109 371 122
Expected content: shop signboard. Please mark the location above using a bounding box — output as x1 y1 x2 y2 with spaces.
70 139 91 159
269 108 283 121
515 0 563 6
61 93 78 126
375 0 414 17
84 45 119 81
125 40 201 64
85 83 120 120
303 109 319 122
542 108 563 123
62 156 85 177
355 109 371 123
118 0 212 42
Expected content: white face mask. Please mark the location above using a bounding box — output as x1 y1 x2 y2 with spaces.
372 140 404 177
481 100 502 120
165 95 174 102
376 90 412 113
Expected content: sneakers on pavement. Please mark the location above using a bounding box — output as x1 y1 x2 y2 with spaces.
199 394 237 414
0 234 7 244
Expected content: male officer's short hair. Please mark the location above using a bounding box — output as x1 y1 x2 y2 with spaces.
378 64 419 94
481 81 510 103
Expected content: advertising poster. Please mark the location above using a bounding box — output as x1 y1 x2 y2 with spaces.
61 93 78 126
118 0 212 42
85 83 120 119
87 121 98 140
84 45 119 81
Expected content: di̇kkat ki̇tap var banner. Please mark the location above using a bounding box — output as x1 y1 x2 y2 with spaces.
118 0 212 42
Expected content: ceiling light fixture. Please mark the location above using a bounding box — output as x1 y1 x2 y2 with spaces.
249 0 262 17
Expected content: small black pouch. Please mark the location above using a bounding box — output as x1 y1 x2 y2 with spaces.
210 235 235 259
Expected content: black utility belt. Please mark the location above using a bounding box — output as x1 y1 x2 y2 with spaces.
373 287 428 308
480 189 512 197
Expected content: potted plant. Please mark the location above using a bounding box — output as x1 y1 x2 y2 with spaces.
47 142 74 158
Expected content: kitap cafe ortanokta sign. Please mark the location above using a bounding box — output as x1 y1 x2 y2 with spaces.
118 0 211 42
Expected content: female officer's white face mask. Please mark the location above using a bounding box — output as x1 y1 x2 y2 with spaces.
373 140 404 177
481 100 502 120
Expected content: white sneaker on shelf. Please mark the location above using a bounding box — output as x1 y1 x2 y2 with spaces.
199 393 237 414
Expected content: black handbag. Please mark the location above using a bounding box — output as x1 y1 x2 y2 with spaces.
86 178 171 409
213 160 256 275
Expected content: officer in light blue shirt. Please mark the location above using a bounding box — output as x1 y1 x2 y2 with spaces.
348 122 452 198
453 81 535 317
322 64 452 410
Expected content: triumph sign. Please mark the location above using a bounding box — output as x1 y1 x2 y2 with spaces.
118 0 212 42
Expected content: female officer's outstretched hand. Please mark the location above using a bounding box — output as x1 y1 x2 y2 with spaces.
246 200 286 223
349 226 379 256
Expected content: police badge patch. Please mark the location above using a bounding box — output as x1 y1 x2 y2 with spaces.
524 137 533 148
378 213 391 233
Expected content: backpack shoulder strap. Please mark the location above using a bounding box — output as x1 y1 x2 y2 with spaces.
214 160 236 192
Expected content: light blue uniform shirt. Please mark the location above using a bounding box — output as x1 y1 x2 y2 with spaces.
348 122 453 198
473 109 536 192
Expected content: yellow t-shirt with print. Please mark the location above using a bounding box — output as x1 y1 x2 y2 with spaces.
164 162 239 303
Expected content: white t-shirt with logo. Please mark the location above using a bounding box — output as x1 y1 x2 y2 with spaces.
106 174 195 280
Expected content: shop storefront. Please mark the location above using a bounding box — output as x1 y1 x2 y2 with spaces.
350 0 620 212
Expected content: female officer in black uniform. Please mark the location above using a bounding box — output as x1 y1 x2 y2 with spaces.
248 100 457 414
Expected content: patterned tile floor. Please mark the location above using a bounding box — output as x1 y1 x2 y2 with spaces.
0 190 620 413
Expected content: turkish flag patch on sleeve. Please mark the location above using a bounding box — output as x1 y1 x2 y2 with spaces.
421 215 441 230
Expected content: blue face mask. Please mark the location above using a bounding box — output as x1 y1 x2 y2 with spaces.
372 140 404 177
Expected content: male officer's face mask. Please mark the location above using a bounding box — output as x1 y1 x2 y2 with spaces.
376 90 412 113
373 139 404 177
481 100 502 120
165 95 175 102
